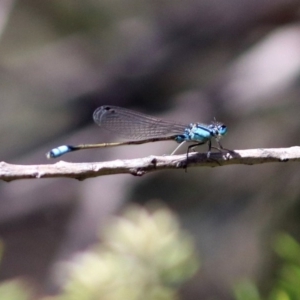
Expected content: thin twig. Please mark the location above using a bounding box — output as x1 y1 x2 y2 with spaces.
1 147 299 182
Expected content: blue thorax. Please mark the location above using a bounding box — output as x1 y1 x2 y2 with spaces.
175 122 227 143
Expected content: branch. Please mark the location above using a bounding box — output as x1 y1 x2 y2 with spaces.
1 147 300 182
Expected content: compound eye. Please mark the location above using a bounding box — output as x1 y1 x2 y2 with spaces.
218 124 227 136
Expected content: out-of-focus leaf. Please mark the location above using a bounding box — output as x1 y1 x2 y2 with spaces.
233 280 261 300
60 205 200 300
273 233 300 264
0 280 31 300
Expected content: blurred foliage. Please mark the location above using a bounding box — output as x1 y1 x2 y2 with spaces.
0 205 199 300
0 241 32 300
0 280 32 300
234 233 300 300
61 205 199 300
2 212 300 300
234 280 261 300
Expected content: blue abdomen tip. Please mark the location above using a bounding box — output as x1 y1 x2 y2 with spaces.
46 145 71 159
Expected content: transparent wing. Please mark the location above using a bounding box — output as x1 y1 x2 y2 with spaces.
93 105 188 140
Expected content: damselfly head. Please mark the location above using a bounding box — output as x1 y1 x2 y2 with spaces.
211 120 227 138
217 124 227 136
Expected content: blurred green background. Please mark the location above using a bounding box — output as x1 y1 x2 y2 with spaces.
0 0 300 299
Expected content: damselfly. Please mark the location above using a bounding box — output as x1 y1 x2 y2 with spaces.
46 105 227 160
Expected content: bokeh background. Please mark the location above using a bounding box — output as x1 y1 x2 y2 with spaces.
0 0 300 299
